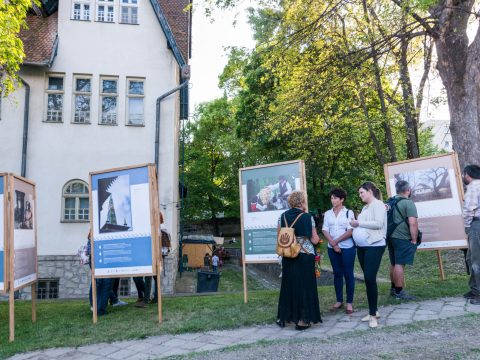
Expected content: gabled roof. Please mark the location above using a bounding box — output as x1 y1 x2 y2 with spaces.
19 1 191 68
150 0 192 67
19 12 58 67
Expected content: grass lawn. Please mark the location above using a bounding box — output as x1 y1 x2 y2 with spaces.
0 273 469 358
0 243 470 358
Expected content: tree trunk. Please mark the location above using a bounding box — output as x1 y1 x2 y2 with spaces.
398 31 420 159
363 0 397 162
431 0 480 169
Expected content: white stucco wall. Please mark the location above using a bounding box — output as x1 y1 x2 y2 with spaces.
0 1 181 259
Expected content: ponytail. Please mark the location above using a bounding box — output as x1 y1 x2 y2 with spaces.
359 181 382 200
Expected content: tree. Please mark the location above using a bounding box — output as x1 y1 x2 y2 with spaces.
392 0 480 169
183 97 246 233
0 1 37 96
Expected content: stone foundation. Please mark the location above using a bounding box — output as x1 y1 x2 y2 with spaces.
13 252 178 300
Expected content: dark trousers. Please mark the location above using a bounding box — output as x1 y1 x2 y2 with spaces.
89 278 114 316
109 278 120 305
467 220 480 295
357 246 385 316
328 246 356 303
133 277 145 301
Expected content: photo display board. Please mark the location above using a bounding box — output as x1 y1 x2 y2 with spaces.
11 176 38 290
384 153 467 250
240 160 306 263
0 174 6 292
90 165 157 277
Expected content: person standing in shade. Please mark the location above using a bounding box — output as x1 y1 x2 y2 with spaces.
387 180 419 300
322 188 356 314
276 190 322 330
212 253 219 272
350 182 387 328
462 165 480 304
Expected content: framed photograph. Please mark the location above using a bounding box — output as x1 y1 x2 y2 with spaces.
384 153 467 250
239 160 306 263
10 176 38 291
90 164 159 277
0 174 6 293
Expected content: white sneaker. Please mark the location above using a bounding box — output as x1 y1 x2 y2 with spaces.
369 316 378 328
361 311 380 322
112 300 128 307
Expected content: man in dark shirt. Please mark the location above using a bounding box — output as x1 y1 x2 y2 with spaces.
388 180 419 300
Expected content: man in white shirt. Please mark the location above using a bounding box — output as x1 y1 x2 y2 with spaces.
462 165 480 305
212 254 219 272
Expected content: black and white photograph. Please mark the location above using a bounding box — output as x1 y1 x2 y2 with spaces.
98 175 132 233
394 167 453 202
14 190 33 230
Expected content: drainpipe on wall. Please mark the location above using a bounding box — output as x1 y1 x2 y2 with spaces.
20 78 30 178
154 80 189 171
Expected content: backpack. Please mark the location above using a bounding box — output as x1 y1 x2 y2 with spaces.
276 213 304 258
386 197 422 245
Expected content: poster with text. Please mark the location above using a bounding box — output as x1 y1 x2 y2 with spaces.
0 175 5 292
384 153 467 250
240 160 306 262
91 165 155 276
12 177 37 289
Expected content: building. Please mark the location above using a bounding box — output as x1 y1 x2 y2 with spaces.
0 0 192 298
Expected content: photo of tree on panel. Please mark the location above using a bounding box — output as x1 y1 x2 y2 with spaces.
394 167 453 202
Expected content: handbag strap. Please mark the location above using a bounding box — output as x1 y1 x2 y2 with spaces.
284 212 304 228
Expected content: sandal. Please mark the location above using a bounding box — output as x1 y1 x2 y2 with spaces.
275 319 285 328
295 323 311 331
330 303 344 312
345 304 354 315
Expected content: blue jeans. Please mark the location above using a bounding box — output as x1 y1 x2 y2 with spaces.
328 246 356 304
89 278 114 316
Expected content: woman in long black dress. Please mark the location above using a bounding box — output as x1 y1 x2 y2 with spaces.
276 190 322 330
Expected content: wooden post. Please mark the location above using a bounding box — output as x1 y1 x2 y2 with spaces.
436 250 446 280
9 288 14 342
92 270 98 324
242 260 248 304
31 283 37 323
157 262 162 323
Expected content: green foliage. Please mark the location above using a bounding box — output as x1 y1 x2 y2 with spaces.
183 97 246 221
186 0 443 219
0 1 38 96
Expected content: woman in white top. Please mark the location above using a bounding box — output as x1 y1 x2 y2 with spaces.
350 182 387 328
322 188 355 315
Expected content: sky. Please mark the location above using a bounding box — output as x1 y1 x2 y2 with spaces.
189 1 256 114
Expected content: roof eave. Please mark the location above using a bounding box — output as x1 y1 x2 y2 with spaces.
22 34 59 68
149 0 187 68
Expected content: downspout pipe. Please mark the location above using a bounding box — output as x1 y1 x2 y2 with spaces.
154 80 189 171
20 78 30 177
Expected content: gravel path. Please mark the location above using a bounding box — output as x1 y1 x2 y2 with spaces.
9 297 480 360
183 313 480 360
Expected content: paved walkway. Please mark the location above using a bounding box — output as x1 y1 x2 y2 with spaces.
9 296 480 360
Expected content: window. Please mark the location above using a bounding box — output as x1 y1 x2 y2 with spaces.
97 0 115 22
73 75 92 124
119 278 131 296
100 76 118 125
62 180 89 222
72 1 91 20
37 279 59 299
120 0 138 24
126 78 144 125
45 75 64 122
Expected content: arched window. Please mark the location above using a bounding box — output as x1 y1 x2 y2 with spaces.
62 180 89 222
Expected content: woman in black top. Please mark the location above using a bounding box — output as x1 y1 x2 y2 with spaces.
277 190 322 330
